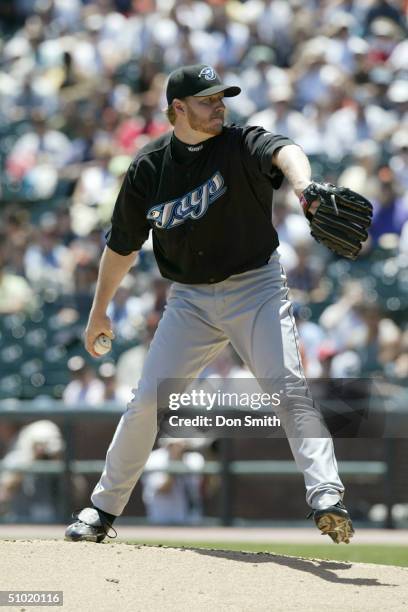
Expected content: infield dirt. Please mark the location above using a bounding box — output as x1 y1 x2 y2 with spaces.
0 540 407 611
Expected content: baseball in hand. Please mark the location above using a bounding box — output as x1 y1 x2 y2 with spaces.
93 334 112 355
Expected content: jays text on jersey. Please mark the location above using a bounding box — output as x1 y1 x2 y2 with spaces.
107 124 294 284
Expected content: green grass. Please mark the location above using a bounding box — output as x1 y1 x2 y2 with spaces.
123 540 408 567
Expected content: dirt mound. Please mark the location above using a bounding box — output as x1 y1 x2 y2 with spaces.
0 541 407 612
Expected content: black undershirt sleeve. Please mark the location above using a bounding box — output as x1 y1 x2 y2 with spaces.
106 160 151 255
241 125 295 189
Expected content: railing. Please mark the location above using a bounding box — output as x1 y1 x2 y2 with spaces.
0 400 403 526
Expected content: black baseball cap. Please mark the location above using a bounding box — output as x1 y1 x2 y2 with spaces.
166 64 241 105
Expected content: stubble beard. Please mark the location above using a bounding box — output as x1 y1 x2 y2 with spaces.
186 105 224 136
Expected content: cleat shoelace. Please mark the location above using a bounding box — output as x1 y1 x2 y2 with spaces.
71 510 117 539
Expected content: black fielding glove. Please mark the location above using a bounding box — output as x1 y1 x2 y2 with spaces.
299 182 373 260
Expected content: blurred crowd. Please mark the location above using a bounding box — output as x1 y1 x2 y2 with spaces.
0 0 407 394
0 0 408 525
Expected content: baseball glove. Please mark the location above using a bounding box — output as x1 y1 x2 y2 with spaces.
300 182 373 260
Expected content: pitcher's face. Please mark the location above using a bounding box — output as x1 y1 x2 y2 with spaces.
184 93 226 136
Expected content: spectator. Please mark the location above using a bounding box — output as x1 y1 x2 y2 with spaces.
330 350 362 378
62 356 104 407
364 1 407 37
6 109 73 198
326 86 398 158
317 341 340 378
370 171 408 245
287 241 325 303
0 420 64 521
319 281 367 352
70 141 119 235
107 274 141 341
386 79 408 129
73 260 100 317
366 17 403 65
240 46 287 114
350 303 401 374
338 139 381 199
292 37 333 108
116 309 162 390
389 130 408 191
272 196 311 248
256 0 294 66
54 205 78 247
247 84 310 147
0 235 35 314
98 362 132 404
387 35 408 72
292 303 326 378
23 213 74 294
141 438 204 525
324 13 358 74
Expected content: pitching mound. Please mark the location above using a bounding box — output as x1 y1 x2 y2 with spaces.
0 540 407 612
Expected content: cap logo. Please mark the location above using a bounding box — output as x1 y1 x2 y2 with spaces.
199 66 217 81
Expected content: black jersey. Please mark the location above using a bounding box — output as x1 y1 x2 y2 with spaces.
107 124 294 284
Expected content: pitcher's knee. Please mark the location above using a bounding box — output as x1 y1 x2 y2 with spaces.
126 385 157 414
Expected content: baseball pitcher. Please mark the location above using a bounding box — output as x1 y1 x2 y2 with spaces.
65 65 372 544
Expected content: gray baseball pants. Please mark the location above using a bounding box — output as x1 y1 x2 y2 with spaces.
91 251 344 516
